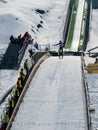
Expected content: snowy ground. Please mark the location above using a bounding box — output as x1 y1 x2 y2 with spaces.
85 8 98 130
0 0 70 121
11 56 87 130
0 0 69 51
86 9 98 52
0 0 70 103
71 0 85 51
0 0 98 129
0 0 69 93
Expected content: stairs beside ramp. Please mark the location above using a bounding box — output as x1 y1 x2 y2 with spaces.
0 42 28 70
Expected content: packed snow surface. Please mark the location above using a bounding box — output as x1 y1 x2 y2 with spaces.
11 56 87 130
71 0 85 51
0 0 98 129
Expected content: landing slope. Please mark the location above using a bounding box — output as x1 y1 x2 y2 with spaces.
11 56 87 130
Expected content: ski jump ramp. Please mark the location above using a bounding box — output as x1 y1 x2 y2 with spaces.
11 56 88 130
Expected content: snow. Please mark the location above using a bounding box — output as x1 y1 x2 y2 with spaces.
0 0 70 124
71 0 85 52
86 9 98 54
0 0 98 129
0 0 69 47
86 10 98 51
85 8 98 130
11 56 87 130
0 0 69 94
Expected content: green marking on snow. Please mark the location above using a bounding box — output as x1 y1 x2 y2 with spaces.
65 0 79 49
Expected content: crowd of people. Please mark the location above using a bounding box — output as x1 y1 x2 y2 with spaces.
10 32 34 49
0 31 64 129
0 57 34 130
10 31 64 57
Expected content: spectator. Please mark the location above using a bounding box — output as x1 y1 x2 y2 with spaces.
24 59 29 75
34 42 39 50
45 46 49 52
95 58 98 63
59 40 63 47
20 39 24 49
17 34 22 44
19 68 25 85
29 39 34 45
28 35 32 43
8 96 15 117
23 32 29 41
17 78 23 93
10 35 15 44
18 34 22 39
2 111 9 130
13 87 20 104
28 49 34 57
53 40 63 48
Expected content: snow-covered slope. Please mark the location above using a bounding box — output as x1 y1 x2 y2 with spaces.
11 56 88 130
0 0 98 129
0 0 69 46
86 9 98 52
0 0 69 95
0 0 70 122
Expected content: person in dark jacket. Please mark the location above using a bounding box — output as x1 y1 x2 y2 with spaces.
19 68 25 85
8 97 15 117
53 40 63 47
13 87 20 104
10 35 15 44
58 46 63 59
17 78 23 94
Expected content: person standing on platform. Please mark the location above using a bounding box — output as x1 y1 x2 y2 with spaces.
24 59 29 75
13 87 20 104
17 78 23 94
2 111 9 130
8 96 15 117
58 45 63 59
19 68 25 86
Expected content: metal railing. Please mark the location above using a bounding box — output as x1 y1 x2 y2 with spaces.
31 44 50 52
6 52 51 130
87 46 98 57
81 53 91 130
